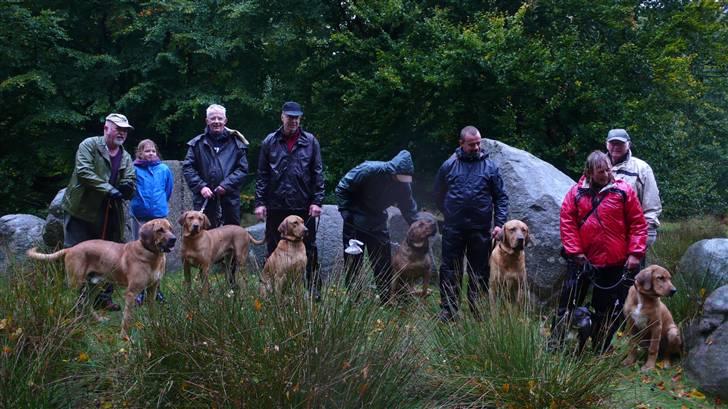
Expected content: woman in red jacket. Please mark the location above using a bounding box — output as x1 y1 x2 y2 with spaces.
556 150 647 353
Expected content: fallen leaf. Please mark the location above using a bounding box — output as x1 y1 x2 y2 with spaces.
502 383 510 393
0 318 7 330
656 381 665 391
688 389 705 400
642 375 652 384
2 345 11 354
78 352 90 362
253 299 263 312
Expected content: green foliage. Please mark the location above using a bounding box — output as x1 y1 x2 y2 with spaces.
0 261 87 408
1 1 727 218
426 298 624 408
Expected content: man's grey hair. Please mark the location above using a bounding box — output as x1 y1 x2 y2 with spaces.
206 104 226 117
459 125 480 140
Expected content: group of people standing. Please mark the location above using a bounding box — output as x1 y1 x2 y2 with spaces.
59 101 661 352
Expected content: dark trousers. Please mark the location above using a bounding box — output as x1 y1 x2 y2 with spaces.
439 227 491 316
265 209 320 292
64 210 122 307
195 193 241 228
555 262 630 352
342 223 392 303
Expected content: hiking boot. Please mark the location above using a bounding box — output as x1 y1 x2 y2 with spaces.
155 290 166 304
135 292 145 306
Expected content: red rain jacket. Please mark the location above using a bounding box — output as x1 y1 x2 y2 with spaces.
560 176 647 267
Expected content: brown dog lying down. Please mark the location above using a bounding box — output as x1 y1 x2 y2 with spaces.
622 265 682 371
259 215 308 298
178 210 264 294
489 219 530 303
391 216 437 302
27 219 176 339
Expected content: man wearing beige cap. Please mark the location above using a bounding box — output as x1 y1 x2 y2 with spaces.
61 113 137 311
606 128 662 250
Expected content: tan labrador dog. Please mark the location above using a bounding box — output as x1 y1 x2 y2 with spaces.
259 215 308 298
178 210 264 294
27 219 176 339
489 219 529 303
623 265 682 372
391 217 437 302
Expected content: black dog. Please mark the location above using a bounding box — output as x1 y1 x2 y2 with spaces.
571 306 593 354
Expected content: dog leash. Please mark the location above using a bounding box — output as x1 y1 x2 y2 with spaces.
579 262 635 290
198 197 209 212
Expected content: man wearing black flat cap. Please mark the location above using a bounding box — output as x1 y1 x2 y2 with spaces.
255 101 325 300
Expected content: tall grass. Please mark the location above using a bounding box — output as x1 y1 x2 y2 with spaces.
424 296 625 408
109 275 426 408
0 261 88 408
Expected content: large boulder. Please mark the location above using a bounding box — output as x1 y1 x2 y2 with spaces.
483 139 575 303
684 285 728 399
0 214 45 273
42 188 66 249
678 239 728 284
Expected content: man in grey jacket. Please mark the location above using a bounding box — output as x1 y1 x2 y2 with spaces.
606 128 662 248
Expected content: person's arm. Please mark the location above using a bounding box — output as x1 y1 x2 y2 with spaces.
75 140 115 194
117 155 137 199
310 138 325 206
625 187 648 262
432 163 448 213
254 140 270 208
220 145 249 193
490 166 509 228
640 165 662 229
397 183 418 225
164 166 174 201
559 187 584 257
182 144 207 194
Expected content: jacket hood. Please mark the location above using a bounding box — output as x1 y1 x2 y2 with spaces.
387 150 414 175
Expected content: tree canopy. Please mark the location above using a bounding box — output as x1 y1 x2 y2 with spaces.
1 0 726 218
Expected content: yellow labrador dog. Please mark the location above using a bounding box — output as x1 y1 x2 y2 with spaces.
623 265 682 372
489 219 529 303
259 215 308 298
178 210 264 294
27 219 176 339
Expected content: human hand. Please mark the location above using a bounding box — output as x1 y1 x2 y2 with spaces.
573 253 588 265
625 255 641 271
491 226 503 239
117 183 134 200
254 206 267 220
201 187 214 199
309 204 322 218
108 188 123 200
214 186 226 196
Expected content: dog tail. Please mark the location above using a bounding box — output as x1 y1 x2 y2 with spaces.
26 247 67 261
247 230 266 245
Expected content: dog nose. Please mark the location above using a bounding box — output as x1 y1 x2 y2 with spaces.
168 237 177 247
669 287 677 297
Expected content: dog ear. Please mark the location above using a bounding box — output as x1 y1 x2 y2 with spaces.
278 219 289 235
139 221 156 247
178 211 188 226
203 214 211 230
636 268 653 291
524 226 531 246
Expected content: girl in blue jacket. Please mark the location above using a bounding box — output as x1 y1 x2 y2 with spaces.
131 139 174 304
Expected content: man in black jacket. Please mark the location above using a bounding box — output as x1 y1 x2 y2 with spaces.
255 101 325 299
433 126 509 321
335 150 418 304
183 104 249 228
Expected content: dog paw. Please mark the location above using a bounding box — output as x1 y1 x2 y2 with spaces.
622 358 635 367
640 364 655 373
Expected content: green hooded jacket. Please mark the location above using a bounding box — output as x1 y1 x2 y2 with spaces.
61 136 136 237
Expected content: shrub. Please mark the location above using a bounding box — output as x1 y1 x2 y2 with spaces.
424 296 624 408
